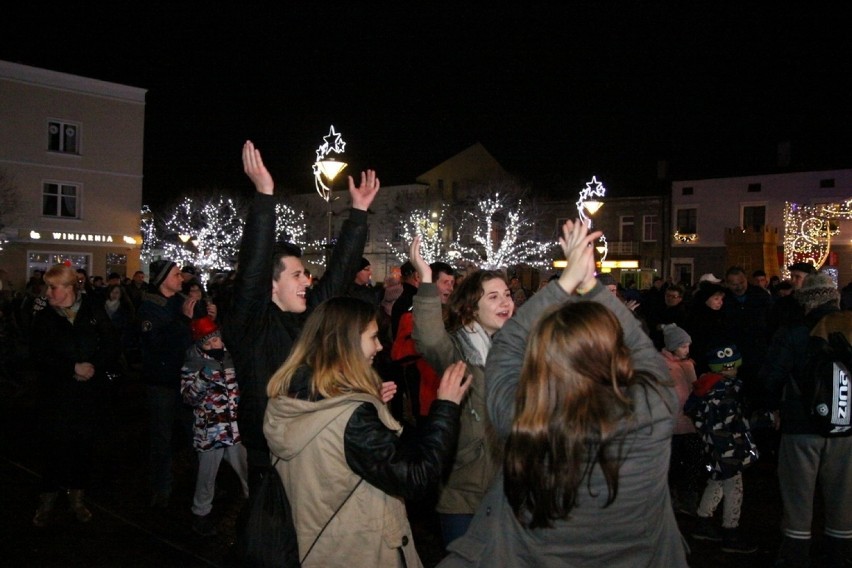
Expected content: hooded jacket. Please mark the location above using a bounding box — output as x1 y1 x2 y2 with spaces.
264 366 461 567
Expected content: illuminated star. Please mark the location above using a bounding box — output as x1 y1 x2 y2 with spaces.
322 125 346 155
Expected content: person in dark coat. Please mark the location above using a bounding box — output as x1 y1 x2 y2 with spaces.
223 140 380 484
31 264 120 527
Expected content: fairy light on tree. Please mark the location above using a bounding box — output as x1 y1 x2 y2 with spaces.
388 205 451 263
275 202 307 245
450 193 554 270
139 205 157 266
160 196 245 282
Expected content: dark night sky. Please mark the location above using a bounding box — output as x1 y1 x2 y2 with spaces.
3 4 851 208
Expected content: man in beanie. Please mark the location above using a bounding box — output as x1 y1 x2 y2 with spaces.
345 257 380 306
225 142 379 498
768 261 819 337
138 259 196 507
762 272 852 567
180 315 247 537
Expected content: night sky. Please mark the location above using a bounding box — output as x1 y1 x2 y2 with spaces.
3 4 851 208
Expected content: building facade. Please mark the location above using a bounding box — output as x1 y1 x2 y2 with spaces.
0 60 146 291
670 170 852 286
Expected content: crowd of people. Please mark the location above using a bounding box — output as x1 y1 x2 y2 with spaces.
1 140 850 567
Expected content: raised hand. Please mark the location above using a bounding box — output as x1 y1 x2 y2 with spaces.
242 140 274 195
436 360 472 405
408 235 432 283
557 219 602 295
349 169 380 211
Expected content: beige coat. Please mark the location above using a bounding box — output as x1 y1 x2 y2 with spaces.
264 392 423 568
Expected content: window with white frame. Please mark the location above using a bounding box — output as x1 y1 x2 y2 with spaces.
42 182 80 218
620 215 635 242
47 120 80 154
643 214 658 242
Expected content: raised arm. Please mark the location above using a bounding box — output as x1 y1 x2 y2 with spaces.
307 170 380 308
227 141 278 336
409 235 457 373
486 220 602 439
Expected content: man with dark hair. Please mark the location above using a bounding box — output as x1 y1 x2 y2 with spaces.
768 261 818 336
223 141 379 487
751 269 770 294
391 260 421 341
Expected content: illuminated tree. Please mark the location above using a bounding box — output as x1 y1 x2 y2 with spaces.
160 196 246 279
139 205 157 266
450 192 555 270
388 204 451 264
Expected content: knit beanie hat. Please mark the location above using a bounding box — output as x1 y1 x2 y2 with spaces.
191 316 221 345
149 260 176 290
706 343 742 373
662 323 691 352
796 272 839 312
359 257 371 271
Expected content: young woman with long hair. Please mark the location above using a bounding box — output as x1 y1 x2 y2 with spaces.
409 235 514 545
438 220 688 567
264 296 471 567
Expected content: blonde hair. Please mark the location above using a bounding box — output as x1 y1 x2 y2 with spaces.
43 264 79 289
267 297 382 400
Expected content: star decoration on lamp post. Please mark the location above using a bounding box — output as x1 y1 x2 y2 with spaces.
575 176 608 263
312 125 347 202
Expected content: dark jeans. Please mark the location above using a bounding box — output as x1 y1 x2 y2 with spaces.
145 384 191 497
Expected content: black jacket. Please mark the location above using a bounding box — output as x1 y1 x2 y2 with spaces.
223 192 368 467
287 365 462 498
138 291 193 387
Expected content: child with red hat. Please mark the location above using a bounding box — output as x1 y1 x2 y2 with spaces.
180 316 248 537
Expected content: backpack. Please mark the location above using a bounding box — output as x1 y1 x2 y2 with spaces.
798 322 852 437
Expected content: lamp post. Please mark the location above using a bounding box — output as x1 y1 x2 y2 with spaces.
312 125 348 245
575 176 608 264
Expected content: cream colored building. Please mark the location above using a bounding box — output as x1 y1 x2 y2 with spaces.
0 60 146 291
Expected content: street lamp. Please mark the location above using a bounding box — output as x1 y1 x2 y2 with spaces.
575 176 608 263
312 125 348 244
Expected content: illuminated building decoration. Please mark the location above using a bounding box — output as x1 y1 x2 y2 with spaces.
575 176 608 262
312 125 348 202
450 193 554 270
673 231 699 243
782 199 850 277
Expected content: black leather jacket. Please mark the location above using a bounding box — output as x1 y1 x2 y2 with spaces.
223 192 368 468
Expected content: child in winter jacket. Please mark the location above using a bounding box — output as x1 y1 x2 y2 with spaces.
181 316 248 536
685 343 758 554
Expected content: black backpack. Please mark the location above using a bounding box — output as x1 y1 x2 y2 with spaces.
798 326 852 437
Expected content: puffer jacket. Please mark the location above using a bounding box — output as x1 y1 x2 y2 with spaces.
264 366 461 567
180 346 240 451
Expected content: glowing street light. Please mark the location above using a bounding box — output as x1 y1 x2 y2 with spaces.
576 176 608 263
312 125 347 202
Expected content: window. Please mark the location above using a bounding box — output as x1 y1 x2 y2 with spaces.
676 208 697 233
43 182 80 218
620 215 635 242
747 183 762 193
437 179 444 191
820 178 835 188
681 187 693 196
742 205 766 231
48 120 80 154
643 214 659 242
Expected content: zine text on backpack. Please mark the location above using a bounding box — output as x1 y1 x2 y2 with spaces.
800 312 852 437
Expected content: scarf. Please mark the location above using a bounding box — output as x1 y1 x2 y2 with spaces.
452 321 492 367
53 292 83 324
104 298 120 316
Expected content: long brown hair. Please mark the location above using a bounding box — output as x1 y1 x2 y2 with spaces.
446 269 507 333
504 301 649 528
266 297 382 400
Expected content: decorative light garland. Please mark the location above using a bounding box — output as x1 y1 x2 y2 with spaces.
782 200 844 276
389 205 450 264
673 230 698 243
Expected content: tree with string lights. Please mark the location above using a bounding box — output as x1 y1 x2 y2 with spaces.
450 192 554 270
388 204 451 264
139 205 157 266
